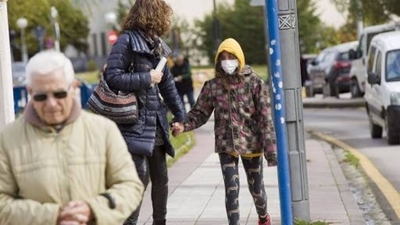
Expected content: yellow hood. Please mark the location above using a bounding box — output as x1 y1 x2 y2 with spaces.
215 38 245 71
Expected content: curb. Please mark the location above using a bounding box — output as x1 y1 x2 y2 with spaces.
303 99 365 108
310 131 400 220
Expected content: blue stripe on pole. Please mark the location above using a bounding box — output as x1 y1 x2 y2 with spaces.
265 0 293 224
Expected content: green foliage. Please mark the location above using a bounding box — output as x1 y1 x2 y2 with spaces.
295 218 332 225
76 71 100 84
87 60 98 72
195 0 338 63
385 0 400 16
163 16 207 66
295 219 332 225
331 0 394 32
167 131 195 167
115 0 135 32
297 0 339 53
344 151 360 168
8 0 89 59
196 0 266 65
251 65 268 81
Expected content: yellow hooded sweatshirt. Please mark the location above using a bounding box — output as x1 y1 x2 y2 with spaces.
215 38 245 71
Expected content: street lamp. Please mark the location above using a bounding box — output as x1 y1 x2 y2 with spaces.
104 12 121 31
105 12 117 25
16 17 28 63
212 0 221 55
51 6 60 52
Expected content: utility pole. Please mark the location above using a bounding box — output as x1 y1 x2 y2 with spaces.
264 0 293 223
276 0 310 221
253 0 310 222
0 0 16 129
356 0 363 39
51 6 60 52
212 0 221 55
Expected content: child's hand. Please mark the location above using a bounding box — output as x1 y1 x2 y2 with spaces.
264 145 277 167
267 154 277 167
170 122 184 137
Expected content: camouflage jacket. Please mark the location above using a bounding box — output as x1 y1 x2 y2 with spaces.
185 67 276 156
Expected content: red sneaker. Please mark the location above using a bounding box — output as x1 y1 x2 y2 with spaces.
258 214 272 225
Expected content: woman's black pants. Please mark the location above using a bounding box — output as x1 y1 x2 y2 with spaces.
124 146 168 225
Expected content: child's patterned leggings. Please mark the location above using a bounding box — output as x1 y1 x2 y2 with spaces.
219 153 268 225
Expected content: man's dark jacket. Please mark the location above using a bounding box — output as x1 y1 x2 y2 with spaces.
170 61 194 95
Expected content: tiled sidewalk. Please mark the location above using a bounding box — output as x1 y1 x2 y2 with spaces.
137 122 365 225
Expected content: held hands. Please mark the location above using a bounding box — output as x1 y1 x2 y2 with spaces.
170 122 184 137
150 69 163 85
174 76 183 82
57 201 93 225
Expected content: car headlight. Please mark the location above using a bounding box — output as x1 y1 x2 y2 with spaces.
390 92 400 105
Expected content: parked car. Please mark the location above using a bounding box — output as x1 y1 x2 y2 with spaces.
307 41 358 97
300 53 317 87
364 31 400 145
349 22 400 98
12 62 26 87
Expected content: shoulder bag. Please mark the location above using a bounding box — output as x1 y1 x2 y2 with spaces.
87 66 138 124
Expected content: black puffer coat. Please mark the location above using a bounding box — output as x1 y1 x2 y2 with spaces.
105 30 186 157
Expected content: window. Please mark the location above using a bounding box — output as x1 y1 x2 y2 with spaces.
357 34 365 57
367 46 377 74
375 51 382 78
386 50 400 81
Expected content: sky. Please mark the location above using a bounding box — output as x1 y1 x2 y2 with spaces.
164 0 346 29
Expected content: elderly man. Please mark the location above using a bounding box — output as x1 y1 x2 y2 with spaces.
0 50 144 225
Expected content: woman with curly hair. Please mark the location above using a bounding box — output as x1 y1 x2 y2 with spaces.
104 0 186 224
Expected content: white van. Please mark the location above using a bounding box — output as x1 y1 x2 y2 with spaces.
364 31 400 145
349 22 400 98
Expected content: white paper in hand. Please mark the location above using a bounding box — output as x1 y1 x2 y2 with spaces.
156 57 167 71
151 57 167 88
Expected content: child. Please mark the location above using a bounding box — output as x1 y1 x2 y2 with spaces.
171 38 277 225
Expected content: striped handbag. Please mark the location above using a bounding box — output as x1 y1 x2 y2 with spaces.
87 77 138 124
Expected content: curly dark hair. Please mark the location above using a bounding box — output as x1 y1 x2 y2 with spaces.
122 0 173 37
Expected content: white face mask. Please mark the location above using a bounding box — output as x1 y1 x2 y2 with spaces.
221 59 239 75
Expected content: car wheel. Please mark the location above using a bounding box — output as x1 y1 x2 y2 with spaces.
350 79 361 98
327 81 338 97
385 115 400 145
369 114 382 139
305 86 313 97
322 82 334 97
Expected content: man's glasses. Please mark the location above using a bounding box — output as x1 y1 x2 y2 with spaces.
33 90 69 102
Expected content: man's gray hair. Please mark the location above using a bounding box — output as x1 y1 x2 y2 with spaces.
25 50 75 86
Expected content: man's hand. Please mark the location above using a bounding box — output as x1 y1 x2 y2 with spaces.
150 69 163 85
170 122 184 137
57 201 93 225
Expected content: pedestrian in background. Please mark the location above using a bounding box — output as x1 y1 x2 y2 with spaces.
170 54 195 110
171 38 277 225
0 50 144 225
104 0 186 224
